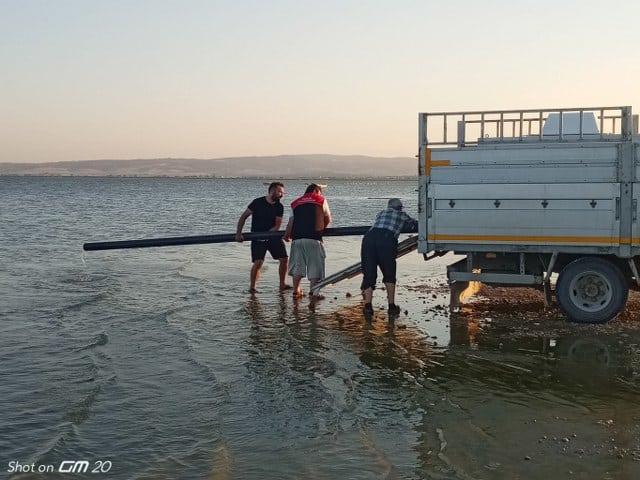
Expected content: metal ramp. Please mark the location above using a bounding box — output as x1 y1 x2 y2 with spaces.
310 236 418 295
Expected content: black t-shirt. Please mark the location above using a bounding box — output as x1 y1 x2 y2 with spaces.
248 196 283 232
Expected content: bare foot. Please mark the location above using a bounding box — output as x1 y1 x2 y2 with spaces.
293 289 304 297
280 284 292 291
308 294 325 310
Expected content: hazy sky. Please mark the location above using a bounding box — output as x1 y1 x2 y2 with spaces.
2 0 639 163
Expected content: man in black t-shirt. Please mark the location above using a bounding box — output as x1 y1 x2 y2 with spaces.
236 182 291 293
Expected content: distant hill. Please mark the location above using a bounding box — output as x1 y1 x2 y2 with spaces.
0 155 417 178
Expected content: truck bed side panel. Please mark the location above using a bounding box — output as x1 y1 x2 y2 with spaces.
420 144 623 254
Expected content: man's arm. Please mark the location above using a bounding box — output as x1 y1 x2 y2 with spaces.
401 211 418 232
271 215 283 231
323 201 332 228
236 208 252 242
283 217 293 242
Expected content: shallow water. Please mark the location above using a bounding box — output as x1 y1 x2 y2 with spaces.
1 176 639 479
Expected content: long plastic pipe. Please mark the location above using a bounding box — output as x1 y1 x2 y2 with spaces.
83 225 417 251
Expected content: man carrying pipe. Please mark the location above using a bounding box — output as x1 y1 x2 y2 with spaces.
284 183 332 299
235 181 292 293
361 198 418 318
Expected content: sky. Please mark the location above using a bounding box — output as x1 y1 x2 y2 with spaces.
2 0 639 163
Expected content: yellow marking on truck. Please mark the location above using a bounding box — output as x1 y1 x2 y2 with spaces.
424 148 451 175
431 159 451 167
424 148 432 175
621 237 640 244
428 233 620 243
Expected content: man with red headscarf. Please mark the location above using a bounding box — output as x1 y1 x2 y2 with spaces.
284 183 332 298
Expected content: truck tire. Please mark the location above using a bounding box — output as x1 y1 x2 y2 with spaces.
556 257 628 324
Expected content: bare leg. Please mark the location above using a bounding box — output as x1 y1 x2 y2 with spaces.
250 259 264 291
309 278 324 299
362 287 374 316
384 282 396 305
292 275 304 296
363 287 373 304
308 278 324 311
279 258 291 290
385 282 400 316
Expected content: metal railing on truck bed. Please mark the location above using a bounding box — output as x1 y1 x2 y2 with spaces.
419 106 638 148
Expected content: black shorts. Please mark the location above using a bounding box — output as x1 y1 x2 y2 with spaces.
251 238 288 262
360 228 398 290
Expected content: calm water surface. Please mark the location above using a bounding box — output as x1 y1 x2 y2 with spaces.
1 176 639 479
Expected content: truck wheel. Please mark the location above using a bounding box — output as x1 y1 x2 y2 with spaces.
556 257 628 323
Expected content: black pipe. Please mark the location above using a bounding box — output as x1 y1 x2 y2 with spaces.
83 225 418 251
82 227 369 251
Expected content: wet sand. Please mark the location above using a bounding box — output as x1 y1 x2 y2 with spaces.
466 284 640 333
400 282 640 479
316 269 640 479
288 241 640 479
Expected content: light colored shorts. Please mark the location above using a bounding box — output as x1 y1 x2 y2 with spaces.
288 239 326 280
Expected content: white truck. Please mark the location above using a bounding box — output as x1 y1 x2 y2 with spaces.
418 106 640 323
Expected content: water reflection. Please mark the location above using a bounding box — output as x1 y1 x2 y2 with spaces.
554 336 629 391
446 313 639 397
244 293 640 402
239 293 640 479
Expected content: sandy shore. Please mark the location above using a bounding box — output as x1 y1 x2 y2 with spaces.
453 284 640 336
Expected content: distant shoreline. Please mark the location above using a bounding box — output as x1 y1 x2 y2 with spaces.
0 174 417 180
0 154 417 178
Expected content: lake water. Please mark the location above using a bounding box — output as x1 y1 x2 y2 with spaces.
2 176 639 480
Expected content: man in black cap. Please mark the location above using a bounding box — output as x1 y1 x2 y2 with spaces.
360 198 417 316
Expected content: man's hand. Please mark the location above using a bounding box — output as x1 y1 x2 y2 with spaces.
236 209 252 243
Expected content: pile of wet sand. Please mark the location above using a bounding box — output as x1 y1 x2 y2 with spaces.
455 284 640 337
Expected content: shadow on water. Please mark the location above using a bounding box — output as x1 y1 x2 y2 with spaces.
413 312 640 480
241 293 640 480
414 309 640 480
